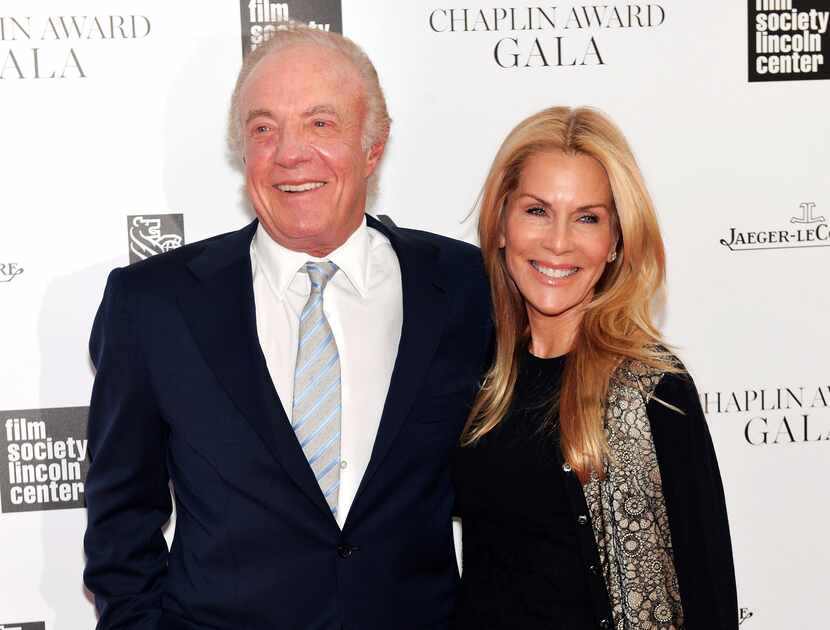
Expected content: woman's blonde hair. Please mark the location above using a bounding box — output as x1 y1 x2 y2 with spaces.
463 106 678 482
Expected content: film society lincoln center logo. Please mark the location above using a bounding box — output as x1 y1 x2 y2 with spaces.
749 0 830 81
0 622 46 630
239 0 342 55
0 407 89 513
128 214 185 263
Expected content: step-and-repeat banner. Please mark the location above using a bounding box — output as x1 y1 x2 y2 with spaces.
1 1 827 628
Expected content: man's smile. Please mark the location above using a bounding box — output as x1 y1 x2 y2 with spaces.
274 181 327 193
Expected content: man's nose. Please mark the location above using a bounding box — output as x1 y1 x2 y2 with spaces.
272 125 311 168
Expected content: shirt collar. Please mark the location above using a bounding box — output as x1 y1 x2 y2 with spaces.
252 217 371 300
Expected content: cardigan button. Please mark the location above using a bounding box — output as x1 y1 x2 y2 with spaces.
588 564 599 575
577 514 589 526
337 544 355 559
599 619 611 629
562 462 572 472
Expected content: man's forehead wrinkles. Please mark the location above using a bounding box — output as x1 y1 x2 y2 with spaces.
305 104 339 117
243 103 343 125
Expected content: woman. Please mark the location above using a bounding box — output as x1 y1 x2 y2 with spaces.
453 107 738 630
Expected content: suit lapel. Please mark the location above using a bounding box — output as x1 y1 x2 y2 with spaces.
178 220 335 523
349 216 449 513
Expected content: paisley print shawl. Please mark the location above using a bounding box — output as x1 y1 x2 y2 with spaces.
583 361 685 630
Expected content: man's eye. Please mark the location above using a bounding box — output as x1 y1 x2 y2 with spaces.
313 120 329 128
253 125 270 134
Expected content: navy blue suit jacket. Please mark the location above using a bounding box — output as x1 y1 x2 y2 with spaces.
83 216 492 630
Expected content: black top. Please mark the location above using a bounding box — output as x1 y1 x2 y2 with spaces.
453 351 738 630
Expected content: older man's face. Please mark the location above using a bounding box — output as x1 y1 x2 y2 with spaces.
240 44 384 256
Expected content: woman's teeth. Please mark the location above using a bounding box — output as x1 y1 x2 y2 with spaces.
531 261 579 278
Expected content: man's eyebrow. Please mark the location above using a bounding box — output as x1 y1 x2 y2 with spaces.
244 105 340 125
245 109 272 125
304 104 339 118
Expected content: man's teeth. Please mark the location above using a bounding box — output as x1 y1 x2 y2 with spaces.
276 182 325 192
531 261 579 278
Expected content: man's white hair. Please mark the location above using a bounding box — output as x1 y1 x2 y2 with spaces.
227 22 391 161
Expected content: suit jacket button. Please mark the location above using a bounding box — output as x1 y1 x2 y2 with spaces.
599 619 611 629
577 514 589 525
337 544 353 559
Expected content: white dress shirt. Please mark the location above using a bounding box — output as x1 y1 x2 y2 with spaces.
250 217 403 528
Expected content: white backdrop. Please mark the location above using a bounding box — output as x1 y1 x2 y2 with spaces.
1 1 828 628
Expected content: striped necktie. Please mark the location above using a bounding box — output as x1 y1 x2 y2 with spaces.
292 261 341 514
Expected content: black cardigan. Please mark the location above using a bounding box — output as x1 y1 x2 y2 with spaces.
453 353 738 629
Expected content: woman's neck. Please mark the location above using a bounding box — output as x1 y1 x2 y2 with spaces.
527 304 584 358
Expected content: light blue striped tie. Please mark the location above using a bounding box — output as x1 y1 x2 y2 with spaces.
292 261 341 514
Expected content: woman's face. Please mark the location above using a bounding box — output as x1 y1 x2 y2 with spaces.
500 150 616 335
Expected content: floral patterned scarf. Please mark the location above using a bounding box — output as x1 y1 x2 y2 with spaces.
582 361 685 630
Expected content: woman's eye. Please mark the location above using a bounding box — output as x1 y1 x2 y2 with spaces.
578 214 599 224
526 206 546 216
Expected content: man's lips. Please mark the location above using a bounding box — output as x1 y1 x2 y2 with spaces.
530 260 580 279
273 181 327 193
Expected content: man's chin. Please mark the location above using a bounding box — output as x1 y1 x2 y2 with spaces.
256 222 344 256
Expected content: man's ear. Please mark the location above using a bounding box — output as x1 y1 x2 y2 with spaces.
365 138 387 177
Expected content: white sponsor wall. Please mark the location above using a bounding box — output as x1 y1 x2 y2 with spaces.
1 1 828 628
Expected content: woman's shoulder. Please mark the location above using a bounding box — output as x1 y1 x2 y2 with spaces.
639 356 709 443
615 354 715 469
613 349 680 390
612 350 701 417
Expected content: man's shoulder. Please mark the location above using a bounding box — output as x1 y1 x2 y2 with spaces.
393 226 482 267
391 226 489 310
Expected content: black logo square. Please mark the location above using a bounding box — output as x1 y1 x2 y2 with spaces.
0 407 89 514
748 0 830 82
239 0 343 56
127 214 185 263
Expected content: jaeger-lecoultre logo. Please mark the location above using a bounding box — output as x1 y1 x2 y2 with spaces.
720 202 829 251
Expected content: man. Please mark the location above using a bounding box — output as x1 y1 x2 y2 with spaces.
83 24 491 630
